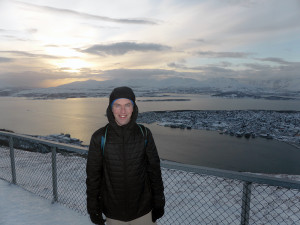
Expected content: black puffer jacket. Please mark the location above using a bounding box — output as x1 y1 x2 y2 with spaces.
86 103 165 221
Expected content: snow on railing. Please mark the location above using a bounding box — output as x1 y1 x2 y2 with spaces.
0 131 299 225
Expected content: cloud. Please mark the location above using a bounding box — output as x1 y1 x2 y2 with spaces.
169 61 233 71
0 57 13 63
195 39 205 42
15 1 157 25
220 0 257 7
191 66 235 74
196 51 252 58
26 28 38 34
224 1 300 36
193 38 206 43
0 27 37 42
0 70 104 88
191 38 221 46
244 63 273 70
83 42 171 56
219 61 233 67
0 51 59 59
167 63 187 70
256 57 292 65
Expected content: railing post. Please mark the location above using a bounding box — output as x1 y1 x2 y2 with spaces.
9 136 17 184
240 181 252 225
51 146 58 203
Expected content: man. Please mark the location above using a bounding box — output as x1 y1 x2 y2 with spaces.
86 86 165 225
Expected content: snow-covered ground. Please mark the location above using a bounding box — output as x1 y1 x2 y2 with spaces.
0 179 93 225
0 145 299 225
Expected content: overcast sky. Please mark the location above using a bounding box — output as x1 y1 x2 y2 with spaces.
0 0 299 88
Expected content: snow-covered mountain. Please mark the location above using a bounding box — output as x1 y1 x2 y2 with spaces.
5 77 300 99
55 77 203 89
44 77 300 91
246 78 300 92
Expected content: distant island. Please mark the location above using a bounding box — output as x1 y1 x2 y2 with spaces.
137 110 300 149
211 91 296 100
138 99 190 102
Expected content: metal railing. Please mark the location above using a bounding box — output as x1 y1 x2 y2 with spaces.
0 130 299 225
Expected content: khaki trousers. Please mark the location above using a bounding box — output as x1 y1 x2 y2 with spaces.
106 211 157 225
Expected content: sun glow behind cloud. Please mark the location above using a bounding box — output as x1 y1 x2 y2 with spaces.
53 58 91 73
44 47 92 73
45 47 81 58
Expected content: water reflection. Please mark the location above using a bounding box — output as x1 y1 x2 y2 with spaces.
148 124 300 174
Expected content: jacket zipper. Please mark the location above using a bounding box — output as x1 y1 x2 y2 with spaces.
122 129 128 217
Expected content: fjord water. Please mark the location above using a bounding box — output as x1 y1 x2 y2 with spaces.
0 95 299 174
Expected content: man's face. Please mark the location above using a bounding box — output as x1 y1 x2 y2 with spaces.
112 98 134 126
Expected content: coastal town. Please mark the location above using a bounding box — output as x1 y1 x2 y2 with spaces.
137 110 300 149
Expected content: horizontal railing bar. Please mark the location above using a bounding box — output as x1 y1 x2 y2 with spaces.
161 160 300 190
1 131 300 190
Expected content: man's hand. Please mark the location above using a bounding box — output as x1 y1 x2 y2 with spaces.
89 213 105 225
152 207 164 222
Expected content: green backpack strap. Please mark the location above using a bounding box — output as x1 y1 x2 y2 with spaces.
101 125 108 155
137 124 148 147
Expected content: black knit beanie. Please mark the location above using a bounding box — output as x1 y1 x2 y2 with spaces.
109 86 136 108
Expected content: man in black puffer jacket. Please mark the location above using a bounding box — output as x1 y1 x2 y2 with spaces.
86 86 165 225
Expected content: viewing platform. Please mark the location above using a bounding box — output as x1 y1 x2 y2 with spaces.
0 179 92 225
